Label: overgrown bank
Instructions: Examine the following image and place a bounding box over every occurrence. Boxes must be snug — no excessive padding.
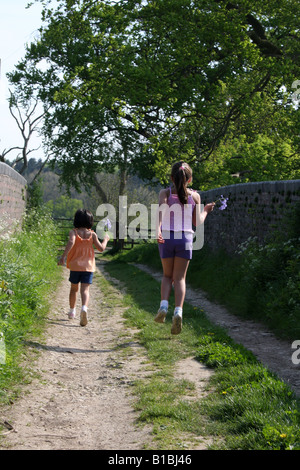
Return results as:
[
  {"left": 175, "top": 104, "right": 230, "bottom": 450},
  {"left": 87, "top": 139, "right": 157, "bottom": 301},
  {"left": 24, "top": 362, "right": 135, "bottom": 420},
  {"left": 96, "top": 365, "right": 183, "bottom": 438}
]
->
[{"left": 0, "top": 210, "right": 61, "bottom": 406}]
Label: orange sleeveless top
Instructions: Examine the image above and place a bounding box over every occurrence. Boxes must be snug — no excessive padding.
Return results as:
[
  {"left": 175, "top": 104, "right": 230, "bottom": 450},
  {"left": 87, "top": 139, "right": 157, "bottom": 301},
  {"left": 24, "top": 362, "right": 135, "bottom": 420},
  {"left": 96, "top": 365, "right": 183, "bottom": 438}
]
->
[{"left": 67, "top": 229, "right": 96, "bottom": 272}]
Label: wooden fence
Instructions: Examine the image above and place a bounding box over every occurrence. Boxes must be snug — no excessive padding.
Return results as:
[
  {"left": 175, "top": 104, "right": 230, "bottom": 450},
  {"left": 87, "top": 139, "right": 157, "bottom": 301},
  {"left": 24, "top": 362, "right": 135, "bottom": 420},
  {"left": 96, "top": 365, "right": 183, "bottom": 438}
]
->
[{"left": 53, "top": 218, "right": 152, "bottom": 252}]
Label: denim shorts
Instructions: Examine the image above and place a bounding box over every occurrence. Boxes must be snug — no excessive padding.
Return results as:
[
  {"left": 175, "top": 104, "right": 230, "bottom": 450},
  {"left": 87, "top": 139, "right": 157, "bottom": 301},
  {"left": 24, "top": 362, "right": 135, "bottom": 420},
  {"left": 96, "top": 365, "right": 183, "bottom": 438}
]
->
[
  {"left": 69, "top": 271, "right": 94, "bottom": 284},
  {"left": 158, "top": 231, "right": 193, "bottom": 260}
]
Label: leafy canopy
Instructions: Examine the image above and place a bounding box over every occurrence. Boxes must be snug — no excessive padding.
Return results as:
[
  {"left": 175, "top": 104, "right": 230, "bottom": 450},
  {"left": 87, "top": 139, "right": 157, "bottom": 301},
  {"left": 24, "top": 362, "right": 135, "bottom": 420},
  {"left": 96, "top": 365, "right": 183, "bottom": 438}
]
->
[{"left": 9, "top": 0, "right": 300, "bottom": 188}]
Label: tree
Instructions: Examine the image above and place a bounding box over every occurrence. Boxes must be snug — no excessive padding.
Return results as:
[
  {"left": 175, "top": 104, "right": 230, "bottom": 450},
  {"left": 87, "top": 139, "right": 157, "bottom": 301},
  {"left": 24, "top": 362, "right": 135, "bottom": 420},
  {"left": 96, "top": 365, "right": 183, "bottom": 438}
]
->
[
  {"left": 195, "top": 87, "right": 300, "bottom": 189},
  {"left": 45, "top": 194, "right": 83, "bottom": 218},
  {"left": 0, "top": 91, "right": 47, "bottom": 177},
  {"left": 8, "top": 0, "right": 300, "bottom": 188}
]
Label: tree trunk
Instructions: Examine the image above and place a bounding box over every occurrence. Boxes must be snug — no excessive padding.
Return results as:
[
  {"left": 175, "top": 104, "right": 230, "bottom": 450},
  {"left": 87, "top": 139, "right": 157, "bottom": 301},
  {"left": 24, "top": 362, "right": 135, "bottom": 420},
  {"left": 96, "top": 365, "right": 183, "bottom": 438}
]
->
[{"left": 93, "top": 175, "right": 109, "bottom": 204}]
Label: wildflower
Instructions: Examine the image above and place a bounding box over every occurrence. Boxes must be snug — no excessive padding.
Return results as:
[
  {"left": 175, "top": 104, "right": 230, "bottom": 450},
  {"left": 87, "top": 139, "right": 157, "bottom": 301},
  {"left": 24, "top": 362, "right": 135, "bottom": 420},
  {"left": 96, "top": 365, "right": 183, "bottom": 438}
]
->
[
  {"left": 103, "top": 218, "right": 112, "bottom": 231},
  {"left": 0, "top": 280, "right": 13, "bottom": 295},
  {"left": 280, "top": 434, "right": 287, "bottom": 439},
  {"left": 214, "top": 195, "right": 229, "bottom": 210}
]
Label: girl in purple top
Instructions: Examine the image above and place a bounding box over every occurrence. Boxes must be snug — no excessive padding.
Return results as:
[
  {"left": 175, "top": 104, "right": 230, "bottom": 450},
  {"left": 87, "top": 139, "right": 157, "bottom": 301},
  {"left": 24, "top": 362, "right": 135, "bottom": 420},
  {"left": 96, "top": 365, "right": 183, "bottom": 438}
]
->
[{"left": 155, "top": 161, "right": 215, "bottom": 334}]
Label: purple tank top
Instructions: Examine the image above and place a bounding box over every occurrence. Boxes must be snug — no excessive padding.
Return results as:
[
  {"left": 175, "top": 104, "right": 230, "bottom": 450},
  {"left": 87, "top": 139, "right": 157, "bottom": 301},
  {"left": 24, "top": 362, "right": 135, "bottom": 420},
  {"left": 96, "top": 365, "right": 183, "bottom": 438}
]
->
[{"left": 161, "top": 188, "right": 196, "bottom": 233}]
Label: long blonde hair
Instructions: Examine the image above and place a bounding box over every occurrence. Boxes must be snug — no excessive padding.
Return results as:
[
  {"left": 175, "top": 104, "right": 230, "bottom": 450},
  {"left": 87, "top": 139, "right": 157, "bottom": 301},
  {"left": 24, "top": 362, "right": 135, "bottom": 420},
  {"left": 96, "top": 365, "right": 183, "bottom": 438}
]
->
[{"left": 171, "top": 161, "right": 192, "bottom": 205}]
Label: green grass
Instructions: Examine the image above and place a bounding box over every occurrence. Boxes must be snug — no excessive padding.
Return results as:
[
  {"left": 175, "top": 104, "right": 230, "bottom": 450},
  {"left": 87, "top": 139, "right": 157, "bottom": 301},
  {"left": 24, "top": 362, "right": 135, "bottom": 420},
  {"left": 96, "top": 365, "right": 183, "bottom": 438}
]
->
[
  {"left": 1, "top": 216, "right": 299, "bottom": 449},
  {"left": 103, "top": 257, "right": 300, "bottom": 450},
  {"left": 109, "top": 233, "right": 300, "bottom": 341},
  {"left": 0, "top": 209, "right": 62, "bottom": 408}
]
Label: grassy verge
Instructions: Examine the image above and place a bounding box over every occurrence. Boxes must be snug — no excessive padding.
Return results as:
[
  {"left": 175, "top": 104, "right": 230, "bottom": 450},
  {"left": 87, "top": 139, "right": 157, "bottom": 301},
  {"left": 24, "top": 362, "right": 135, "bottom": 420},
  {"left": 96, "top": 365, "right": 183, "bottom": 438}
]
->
[
  {"left": 0, "top": 209, "right": 62, "bottom": 408},
  {"left": 107, "top": 225, "right": 300, "bottom": 342},
  {"left": 103, "top": 258, "right": 300, "bottom": 450}
]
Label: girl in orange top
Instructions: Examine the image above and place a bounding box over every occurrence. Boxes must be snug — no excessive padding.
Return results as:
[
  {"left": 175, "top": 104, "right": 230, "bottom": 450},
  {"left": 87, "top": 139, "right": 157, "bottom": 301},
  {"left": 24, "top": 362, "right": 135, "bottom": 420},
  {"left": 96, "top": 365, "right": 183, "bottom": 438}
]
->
[{"left": 58, "top": 209, "right": 110, "bottom": 326}]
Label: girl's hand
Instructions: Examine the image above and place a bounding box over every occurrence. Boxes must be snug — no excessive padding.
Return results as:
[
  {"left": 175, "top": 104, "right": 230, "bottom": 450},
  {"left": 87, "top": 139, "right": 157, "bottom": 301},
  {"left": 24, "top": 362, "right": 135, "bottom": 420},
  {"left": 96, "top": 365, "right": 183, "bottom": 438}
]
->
[
  {"left": 157, "top": 230, "right": 165, "bottom": 244},
  {"left": 204, "top": 202, "right": 215, "bottom": 213},
  {"left": 58, "top": 256, "right": 65, "bottom": 266}
]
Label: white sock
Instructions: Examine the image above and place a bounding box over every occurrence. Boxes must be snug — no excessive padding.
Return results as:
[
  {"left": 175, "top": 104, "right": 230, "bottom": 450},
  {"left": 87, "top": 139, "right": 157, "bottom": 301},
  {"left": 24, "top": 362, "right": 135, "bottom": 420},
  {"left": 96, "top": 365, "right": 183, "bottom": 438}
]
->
[
  {"left": 69, "top": 307, "right": 76, "bottom": 314},
  {"left": 81, "top": 305, "right": 88, "bottom": 312},
  {"left": 160, "top": 300, "right": 168, "bottom": 310},
  {"left": 174, "top": 307, "right": 182, "bottom": 317}
]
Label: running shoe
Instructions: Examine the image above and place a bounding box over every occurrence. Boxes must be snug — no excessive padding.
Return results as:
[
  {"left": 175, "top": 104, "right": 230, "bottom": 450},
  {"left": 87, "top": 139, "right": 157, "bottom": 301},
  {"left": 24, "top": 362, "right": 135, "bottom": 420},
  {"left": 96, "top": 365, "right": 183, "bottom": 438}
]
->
[
  {"left": 154, "top": 307, "right": 168, "bottom": 323},
  {"left": 80, "top": 310, "right": 88, "bottom": 326},
  {"left": 171, "top": 314, "right": 182, "bottom": 335}
]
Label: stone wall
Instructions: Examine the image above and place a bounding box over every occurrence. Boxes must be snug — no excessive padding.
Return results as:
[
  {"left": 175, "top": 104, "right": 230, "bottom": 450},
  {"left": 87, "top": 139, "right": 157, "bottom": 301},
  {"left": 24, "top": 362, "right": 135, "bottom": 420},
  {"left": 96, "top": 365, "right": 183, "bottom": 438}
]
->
[
  {"left": 200, "top": 180, "right": 300, "bottom": 253},
  {"left": 0, "top": 162, "right": 27, "bottom": 238}
]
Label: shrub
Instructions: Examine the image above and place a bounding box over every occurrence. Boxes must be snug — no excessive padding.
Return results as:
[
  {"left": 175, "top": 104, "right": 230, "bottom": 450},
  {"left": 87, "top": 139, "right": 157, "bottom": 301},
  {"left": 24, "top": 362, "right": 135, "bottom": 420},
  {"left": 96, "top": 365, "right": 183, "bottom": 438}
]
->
[{"left": 237, "top": 235, "right": 300, "bottom": 338}]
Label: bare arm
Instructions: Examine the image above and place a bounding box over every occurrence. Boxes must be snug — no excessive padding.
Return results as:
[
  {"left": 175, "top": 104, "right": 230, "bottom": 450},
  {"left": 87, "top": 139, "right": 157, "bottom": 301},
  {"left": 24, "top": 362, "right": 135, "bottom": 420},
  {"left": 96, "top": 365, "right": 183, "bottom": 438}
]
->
[
  {"left": 92, "top": 232, "right": 110, "bottom": 252},
  {"left": 192, "top": 192, "right": 215, "bottom": 226},
  {"left": 157, "top": 189, "right": 168, "bottom": 244},
  {"left": 58, "top": 230, "right": 76, "bottom": 265}
]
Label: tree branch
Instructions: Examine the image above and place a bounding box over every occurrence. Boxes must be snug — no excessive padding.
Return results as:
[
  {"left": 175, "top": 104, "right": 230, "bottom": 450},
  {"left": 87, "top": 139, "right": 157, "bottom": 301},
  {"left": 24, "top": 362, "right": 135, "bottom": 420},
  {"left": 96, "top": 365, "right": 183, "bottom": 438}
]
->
[
  {"left": 29, "top": 154, "right": 50, "bottom": 185},
  {"left": 218, "top": 1, "right": 284, "bottom": 58},
  {"left": 0, "top": 146, "right": 23, "bottom": 162},
  {"left": 7, "top": 91, "right": 45, "bottom": 174}
]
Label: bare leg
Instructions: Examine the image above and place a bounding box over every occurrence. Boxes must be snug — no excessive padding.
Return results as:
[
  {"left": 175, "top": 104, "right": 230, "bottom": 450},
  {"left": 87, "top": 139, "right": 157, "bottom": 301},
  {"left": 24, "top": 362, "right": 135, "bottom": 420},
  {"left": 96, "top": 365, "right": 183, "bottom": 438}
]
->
[
  {"left": 69, "top": 283, "right": 79, "bottom": 309},
  {"left": 171, "top": 257, "right": 190, "bottom": 335},
  {"left": 172, "top": 257, "right": 190, "bottom": 308},
  {"left": 154, "top": 257, "right": 174, "bottom": 323},
  {"left": 160, "top": 257, "right": 174, "bottom": 301},
  {"left": 80, "top": 283, "right": 90, "bottom": 308},
  {"left": 80, "top": 283, "right": 90, "bottom": 326}
]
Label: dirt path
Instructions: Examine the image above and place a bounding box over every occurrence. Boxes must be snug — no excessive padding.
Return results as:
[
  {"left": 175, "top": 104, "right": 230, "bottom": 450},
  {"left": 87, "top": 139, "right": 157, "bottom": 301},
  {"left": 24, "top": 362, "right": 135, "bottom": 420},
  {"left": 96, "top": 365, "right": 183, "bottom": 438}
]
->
[
  {"left": 0, "top": 263, "right": 154, "bottom": 450},
  {"left": 1, "top": 258, "right": 299, "bottom": 451},
  {"left": 0, "top": 261, "right": 213, "bottom": 451},
  {"left": 134, "top": 263, "right": 300, "bottom": 397}
]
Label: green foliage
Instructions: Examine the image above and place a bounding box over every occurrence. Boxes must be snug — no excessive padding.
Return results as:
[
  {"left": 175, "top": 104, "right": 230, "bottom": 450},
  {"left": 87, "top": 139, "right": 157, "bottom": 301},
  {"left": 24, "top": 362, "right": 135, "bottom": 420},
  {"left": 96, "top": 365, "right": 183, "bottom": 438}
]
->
[
  {"left": 262, "top": 424, "right": 300, "bottom": 451},
  {"left": 196, "top": 133, "right": 300, "bottom": 190},
  {"left": 46, "top": 194, "right": 83, "bottom": 218},
  {"left": 8, "top": 0, "right": 300, "bottom": 188},
  {"left": 27, "top": 178, "right": 44, "bottom": 210},
  {"left": 104, "top": 259, "right": 300, "bottom": 450},
  {"left": 187, "top": 238, "right": 300, "bottom": 340},
  {"left": 196, "top": 334, "right": 256, "bottom": 368},
  {"left": 204, "top": 363, "right": 300, "bottom": 450},
  {"left": 237, "top": 235, "right": 300, "bottom": 337},
  {"left": 0, "top": 209, "right": 61, "bottom": 404}
]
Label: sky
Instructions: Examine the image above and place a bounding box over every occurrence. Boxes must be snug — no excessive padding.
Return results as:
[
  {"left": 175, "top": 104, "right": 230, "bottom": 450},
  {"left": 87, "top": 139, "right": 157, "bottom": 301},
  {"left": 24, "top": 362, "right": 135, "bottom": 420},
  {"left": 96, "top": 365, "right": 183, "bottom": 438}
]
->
[{"left": 0, "top": 0, "right": 45, "bottom": 161}]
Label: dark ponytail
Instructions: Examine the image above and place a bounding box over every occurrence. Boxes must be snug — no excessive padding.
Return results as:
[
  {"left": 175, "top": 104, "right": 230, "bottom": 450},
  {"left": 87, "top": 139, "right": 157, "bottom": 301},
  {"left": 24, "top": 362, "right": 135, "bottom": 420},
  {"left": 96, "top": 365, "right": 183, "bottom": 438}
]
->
[{"left": 171, "top": 162, "right": 192, "bottom": 205}]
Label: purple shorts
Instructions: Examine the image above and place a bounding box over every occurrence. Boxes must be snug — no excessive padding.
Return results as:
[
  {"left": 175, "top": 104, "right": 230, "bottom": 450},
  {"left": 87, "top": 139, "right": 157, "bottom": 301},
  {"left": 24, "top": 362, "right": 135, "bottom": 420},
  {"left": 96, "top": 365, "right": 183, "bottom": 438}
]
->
[{"left": 158, "top": 231, "right": 193, "bottom": 260}]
